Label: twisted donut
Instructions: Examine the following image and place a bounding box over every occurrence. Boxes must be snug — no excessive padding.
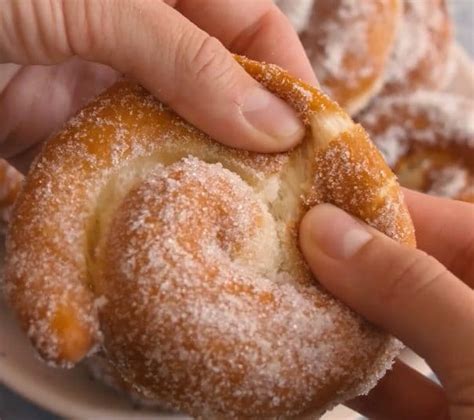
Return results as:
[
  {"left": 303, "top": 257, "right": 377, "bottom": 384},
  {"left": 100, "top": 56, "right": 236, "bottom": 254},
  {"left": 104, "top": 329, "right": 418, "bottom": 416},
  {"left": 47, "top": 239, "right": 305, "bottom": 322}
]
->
[
  {"left": 382, "top": 0, "right": 454, "bottom": 94},
  {"left": 298, "top": 0, "right": 401, "bottom": 115},
  {"left": 359, "top": 92, "right": 474, "bottom": 202},
  {"left": 4, "top": 57, "right": 415, "bottom": 418}
]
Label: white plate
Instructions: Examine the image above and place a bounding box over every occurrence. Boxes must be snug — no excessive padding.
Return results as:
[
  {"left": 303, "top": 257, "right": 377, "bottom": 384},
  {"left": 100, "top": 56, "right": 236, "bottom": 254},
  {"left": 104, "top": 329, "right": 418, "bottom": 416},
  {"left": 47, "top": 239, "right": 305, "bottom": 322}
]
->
[
  {"left": 0, "top": 293, "right": 431, "bottom": 420},
  {"left": 0, "top": 298, "right": 185, "bottom": 420},
  {"left": 0, "top": 44, "right": 472, "bottom": 420}
]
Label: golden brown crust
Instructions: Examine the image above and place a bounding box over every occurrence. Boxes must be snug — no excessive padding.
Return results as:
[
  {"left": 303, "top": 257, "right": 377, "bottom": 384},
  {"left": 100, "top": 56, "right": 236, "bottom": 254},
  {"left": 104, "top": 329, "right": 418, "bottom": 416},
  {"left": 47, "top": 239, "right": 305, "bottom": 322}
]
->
[
  {"left": 5, "top": 57, "right": 414, "bottom": 417},
  {"left": 309, "top": 125, "right": 415, "bottom": 244},
  {"left": 300, "top": 0, "right": 401, "bottom": 114}
]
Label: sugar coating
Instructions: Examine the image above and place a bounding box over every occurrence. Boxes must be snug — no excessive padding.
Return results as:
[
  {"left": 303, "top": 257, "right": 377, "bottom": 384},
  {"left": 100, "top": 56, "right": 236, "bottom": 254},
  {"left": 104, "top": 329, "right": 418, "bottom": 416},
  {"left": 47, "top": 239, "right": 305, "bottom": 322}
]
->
[
  {"left": 359, "top": 91, "right": 474, "bottom": 201},
  {"left": 384, "top": 0, "right": 453, "bottom": 91},
  {"left": 427, "top": 166, "right": 469, "bottom": 198},
  {"left": 94, "top": 156, "right": 402, "bottom": 418},
  {"left": 4, "top": 58, "right": 414, "bottom": 418},
  {"left": 85, "top": 354, "right": 171, "bottom": 410},
  {"left": 299, "top": 0, "right": 400, "bottom": 114},
  {"left": 305, "top": 1, "right": 376, "bottom": 86}
]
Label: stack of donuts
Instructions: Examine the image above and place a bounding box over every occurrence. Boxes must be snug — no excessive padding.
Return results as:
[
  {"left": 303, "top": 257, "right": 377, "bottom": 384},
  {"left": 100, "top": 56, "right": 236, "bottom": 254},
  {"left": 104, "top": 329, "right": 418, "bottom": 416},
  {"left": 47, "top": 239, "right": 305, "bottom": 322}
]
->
[{"left": 276, "top": 0, "right": 474, "bottom": 202}]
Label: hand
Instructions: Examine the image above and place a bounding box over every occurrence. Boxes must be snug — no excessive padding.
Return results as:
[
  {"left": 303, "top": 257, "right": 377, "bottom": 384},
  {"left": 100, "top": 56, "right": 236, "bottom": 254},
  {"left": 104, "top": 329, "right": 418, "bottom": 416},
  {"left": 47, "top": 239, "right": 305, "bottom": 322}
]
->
[
  {"left": 0, "top": 0, "right": 316, "bottom": 172},
  {"left": 299, "top": 189, "right": 474, "bottom": 419}
]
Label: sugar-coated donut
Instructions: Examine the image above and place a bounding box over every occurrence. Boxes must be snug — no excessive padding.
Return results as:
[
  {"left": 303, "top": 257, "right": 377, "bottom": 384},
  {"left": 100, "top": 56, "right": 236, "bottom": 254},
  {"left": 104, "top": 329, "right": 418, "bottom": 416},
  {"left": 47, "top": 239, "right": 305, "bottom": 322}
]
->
[
  {"left": 0, "top": 160, "right": 23, "bottom": 232},
  {"left": 382, "top": 0, "right": 454, "bottom": 94},
  {"left": 299, "top": 0, "right": 401, "bottom": 115},
  {"left": 5, "top": 57, "right": 415, "bottom": 418},
  {"left": 358, "top": 92, "right": 474, "bottom": 202},
  {"left": 86, "top": 354, "right": 167, "bottom": 409}
]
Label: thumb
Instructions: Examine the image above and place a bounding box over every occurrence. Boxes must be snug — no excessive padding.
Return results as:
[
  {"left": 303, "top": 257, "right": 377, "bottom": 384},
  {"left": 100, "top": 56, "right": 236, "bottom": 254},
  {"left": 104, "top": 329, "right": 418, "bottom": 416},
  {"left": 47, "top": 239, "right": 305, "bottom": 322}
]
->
[
  {"left": 299, "top": 204, "right": 474, "bottom": 386},
  {"left": 1, "top": 0, "right": 304, "bottom": 153}
]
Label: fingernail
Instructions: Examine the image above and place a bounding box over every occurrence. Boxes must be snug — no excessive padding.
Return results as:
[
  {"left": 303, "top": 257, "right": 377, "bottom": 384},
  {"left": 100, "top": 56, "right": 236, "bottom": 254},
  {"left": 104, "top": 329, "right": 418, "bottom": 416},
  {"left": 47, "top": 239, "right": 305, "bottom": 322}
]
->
[
  {"left": 304, "top": 204, "right": 373, "bottom": 259},
  {"left": 241, "top": 87, "right": 305, "bottom": 147}
]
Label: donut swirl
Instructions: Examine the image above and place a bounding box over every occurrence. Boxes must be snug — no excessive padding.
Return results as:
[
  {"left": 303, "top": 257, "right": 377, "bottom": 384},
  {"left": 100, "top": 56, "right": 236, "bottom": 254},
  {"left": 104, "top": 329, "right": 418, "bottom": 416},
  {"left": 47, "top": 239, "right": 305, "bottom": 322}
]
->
[
  {"left": 5, "top": 57, "right": 415, "bottom": 417},
  {"left": 299, "top": 0, "right": 401, "bottom": 115}
]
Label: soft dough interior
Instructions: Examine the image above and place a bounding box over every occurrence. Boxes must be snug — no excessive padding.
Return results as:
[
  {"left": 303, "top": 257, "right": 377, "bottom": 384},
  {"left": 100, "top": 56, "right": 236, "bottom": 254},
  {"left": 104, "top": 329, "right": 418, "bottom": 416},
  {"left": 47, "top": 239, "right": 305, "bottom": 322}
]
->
[{"left": 86, "top": 112, "right": 352, "bottom": 288}]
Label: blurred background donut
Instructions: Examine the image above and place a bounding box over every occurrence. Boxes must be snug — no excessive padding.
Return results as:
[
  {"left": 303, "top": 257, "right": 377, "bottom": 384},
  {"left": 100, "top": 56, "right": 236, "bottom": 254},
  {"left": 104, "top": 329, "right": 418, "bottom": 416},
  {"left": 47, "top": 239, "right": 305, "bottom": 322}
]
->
[
  {"left": 0, "top": 160, "right": 22, "bottom": 233},
  {"left": 358, "top": 92, "right": 474, "bottom": 202},
  {"left": 299, "top": 0, "right": 401, "bottom": 115},
  {"left": 382, "top": 0, "right": 454, "bottom": 94}
]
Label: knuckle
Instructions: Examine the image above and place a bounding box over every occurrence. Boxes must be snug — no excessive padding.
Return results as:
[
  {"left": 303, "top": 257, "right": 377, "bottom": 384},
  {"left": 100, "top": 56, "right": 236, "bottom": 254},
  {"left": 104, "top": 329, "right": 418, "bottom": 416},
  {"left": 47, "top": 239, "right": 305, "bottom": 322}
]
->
[
  {"left": 74, "top": 0, "right": 98, "bottom": 55},
  {"left": 380, "top": 251, "right": 448, "bottom": 306},
  {"left": 451, "top": 230, "right": 474, "bottom": 282},
  {"left": 229, "top": 8, "right": 274, "bottom": 54},
  {"left": 3, "top": 0, "right": 66, "bottom": 62},
  {"left": 62, "top": 0, "right": 107, "bottom": 58},
  {"left": 446, "top": 370, "right": 474, "bottom": 418},
  {"left": 185, "top": 35, "right": 236, "bottom": 87}
]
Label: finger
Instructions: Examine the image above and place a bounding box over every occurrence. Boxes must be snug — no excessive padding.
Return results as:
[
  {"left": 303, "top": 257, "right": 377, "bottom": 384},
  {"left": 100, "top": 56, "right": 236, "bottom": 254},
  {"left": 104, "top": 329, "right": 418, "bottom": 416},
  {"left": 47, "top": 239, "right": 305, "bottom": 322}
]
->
[
  {"left": 404, "top": 189, "right": 474, "bottom": 287},
  {"left": 1, "top": 0, "right": 304, "bottom": 154},
  {"left": 7, "top": 142, "right": 43, "bottom": 174},
  {"left": 0, "top": 59, "right": 119, "bottom": 167},
  {"left": 0, "top": 63, "right": 20, "bottom": 92},
  {"left": 299, "top": 204, "right": 474, "bottom": 385},
  {"left": 172, "top": 0, "right": 317, "bottom": 84},
  {"left": 348, "top": 360, "right": 449, "bottom": 420}
]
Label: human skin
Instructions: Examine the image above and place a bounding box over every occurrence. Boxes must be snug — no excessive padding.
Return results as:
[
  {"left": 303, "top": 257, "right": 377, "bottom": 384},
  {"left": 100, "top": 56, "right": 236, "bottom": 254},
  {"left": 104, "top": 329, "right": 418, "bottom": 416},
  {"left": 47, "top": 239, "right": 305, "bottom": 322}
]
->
[
  {"left": 300, "top": 190, "right": 474, "bottom": 419},
  {"left": 0, "top": 0, "right": 316, "bottom": 172}
]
